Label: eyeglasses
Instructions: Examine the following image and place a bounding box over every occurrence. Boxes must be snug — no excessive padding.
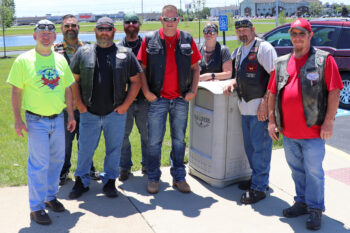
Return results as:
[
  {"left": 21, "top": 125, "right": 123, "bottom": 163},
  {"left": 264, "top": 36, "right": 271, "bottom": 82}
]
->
[
  {"left": 290, "top": 31, "right": 307, "bottom": 38},
  {"left": 64, "top": 24, "right": 77, "bottom": 29},
  {"left": 203, "top": 28, "right": 217, "bottom": 35},
  {"left": 124, "top": 21, "right": 139, "bottom": 25},
  {"left": 162, "top": 17, "right": 178, "bottom": 22},
  {"left": 235, "top": 19, "right": 253, "bottom": 29},
  {"left": 97, "top": 27, "right": 114, "bottom": 32},
  {"left": 35, "top": 24, "right": 55, "bottom": 32}
]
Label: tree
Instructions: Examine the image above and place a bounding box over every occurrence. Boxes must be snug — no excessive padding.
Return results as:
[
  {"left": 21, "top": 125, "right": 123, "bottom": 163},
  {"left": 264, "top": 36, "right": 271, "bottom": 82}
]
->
[
  {"left": 191, "top": 0, "right": 206, "bottom": 44},
  {"left": 278, "top": 10, "right": 286, "bottom": 25},
  {"left": 0, "top": 0, "right": 16, "bottom": 58},
  {"left": 341, "top": 6, "right": 349, "bottom": 17},
  {"left": 310, "top": 2, "right": 323, "bottom": 17},
  {"left": 200, "top": 7, "right": 210, "bottom": 19}
]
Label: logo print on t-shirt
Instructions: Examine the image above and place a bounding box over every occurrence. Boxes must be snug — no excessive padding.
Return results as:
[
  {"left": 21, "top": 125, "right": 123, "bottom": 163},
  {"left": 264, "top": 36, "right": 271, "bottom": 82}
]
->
[{"left": 38, "top": 68, "right": 60, "bottom": 90}]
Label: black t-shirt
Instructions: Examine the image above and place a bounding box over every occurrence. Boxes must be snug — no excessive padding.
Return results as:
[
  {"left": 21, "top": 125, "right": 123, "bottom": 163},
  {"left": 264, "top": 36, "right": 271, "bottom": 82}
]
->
[{"left": 88, "top": 44, "right": 116, "bottom": 115}]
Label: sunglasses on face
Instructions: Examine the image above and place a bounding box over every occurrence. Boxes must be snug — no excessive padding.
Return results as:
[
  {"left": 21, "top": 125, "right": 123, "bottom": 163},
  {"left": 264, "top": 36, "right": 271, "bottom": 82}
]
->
[
  {"left": 162, "top": 17, "right": 177, "bottom": 22},
  {"left": 124, "top": 21, "right": 138, "bottom": 25},
  {"left": 97, "top": 27, "right": 114, "bottom": 32},
  {"left": 203, "top": 28, "right": 217, "bottom": 35},
  {"left": 290, "top": 31, "right": 307, "bottom": 38},
  {"left": 64, "top": 24, "right": 77, "bottom": 29},
  {"left": 235, "top": 19, "right": 252, "bottom": 29},
  {"left": 36, "top": 24, "right": 55, "bottom": 32}
]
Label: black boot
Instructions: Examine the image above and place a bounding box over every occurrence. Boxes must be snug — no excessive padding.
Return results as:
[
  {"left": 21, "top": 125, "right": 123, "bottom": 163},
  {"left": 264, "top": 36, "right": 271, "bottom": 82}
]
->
[
  {"left": 69, "top": 176, "right": 89, "bottom": 199},
  {"left": 103, "top": 179, "right": 118, "bottom": 198}
]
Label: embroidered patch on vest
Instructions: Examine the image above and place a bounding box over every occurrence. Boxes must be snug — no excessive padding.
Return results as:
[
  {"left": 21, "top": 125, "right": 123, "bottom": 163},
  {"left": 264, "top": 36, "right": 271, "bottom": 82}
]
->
[
  {"left": 248, "top": 53, "right": 256, "bottom": 60},
  {"left": 316, "top": 56, "right": 324, "bottom": 66},
  {"left": 116, "top": 53, "right": 127, "bottom": 59}
]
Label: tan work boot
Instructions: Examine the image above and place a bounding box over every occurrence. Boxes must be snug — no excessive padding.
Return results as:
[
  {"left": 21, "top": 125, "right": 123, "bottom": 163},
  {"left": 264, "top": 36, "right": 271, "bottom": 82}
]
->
[
  {"left": 173, "top": 180, "right": 191, "bottom": 193},
  {"left": 147, "top": 181, "right": 159, "bottom": 194}
]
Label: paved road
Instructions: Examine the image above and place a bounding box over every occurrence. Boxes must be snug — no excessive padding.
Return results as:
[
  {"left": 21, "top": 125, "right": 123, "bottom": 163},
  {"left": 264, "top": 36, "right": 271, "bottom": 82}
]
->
[{"left": 327, "top": 112, "right": 350, "bottom": 154}]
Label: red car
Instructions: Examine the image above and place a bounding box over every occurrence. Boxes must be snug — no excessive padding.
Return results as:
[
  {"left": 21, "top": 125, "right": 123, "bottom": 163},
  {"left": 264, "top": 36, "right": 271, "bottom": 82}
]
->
[{"left": 263, "top": 18, "right": 350, "bottom": 110}]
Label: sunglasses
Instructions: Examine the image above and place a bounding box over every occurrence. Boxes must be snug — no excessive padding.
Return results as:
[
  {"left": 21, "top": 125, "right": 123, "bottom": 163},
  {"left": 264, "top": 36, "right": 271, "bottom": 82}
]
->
[
  {"left": 124, "top": 21, "right": 139, "bottom": 25},
  {"left": 35, "top": 24, "right": 55, "bottom": 32},
  {"left": 97, "top": 27, "right": 114, "bottom": 32},
  {"left": 290, "top": 31, "right": 307, "bottom": 38},
  {"left": 64, "top": 24, "right": 77, "bottom": 29},
  {"left": 235, "top": 19, "right": 253, "bottom": 29},
  {"left": 203, "top": 28, "right": 217, "bottom": 35},
  {"left": 162, "top": 17, "right": 178, "bottom": 22}
]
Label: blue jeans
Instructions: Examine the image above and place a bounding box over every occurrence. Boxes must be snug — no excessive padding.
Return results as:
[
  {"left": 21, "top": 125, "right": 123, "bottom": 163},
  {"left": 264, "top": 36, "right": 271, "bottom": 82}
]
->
[
  {"left": 120, "top": 99, "right": 149, "bottom": 171},
  {"left": 241, "top": 115, "right": 272, "bottom": 192},
  {"left": 61, "top": 109, "right": 95, "bottom": 175},
  {"left": 74, "top": 111, "right": 126, "bottom": 186},
  {"left": 25, "top": 112, "right": 65, "bottom": 212},
  {"left": 147, "top": 97, "right": 188, "bottom": 182},
  {"left": 283, "top": 136, "right": 325, "bottom": 211}
]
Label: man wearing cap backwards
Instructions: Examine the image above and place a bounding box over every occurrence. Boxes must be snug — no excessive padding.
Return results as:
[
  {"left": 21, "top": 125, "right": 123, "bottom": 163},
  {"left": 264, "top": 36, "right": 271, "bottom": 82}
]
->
[
  {"left": 223, "top": 18, "right": 277, "bottom": 204},
  {"left": 68, "top": 17, "right": 142, "bottom": 199},
  {"left": 7, "top": 19, "right": 76, "bottom": 225},
  {"left": 267, "top": 18, "right": 343, "bottom": 230},
  {"left": 138, "top": 5, "right": 201, "bottom": 194},
  {"left": 54, "top": 14, "right": 100, "bottom": 186},
  {"left": 117, "top": 13, "right": 148, "bottom": 181}
]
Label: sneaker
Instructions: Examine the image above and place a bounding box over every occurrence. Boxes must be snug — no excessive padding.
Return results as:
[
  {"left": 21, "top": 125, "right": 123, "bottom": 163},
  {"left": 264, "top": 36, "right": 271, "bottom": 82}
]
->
[
  {"left": 45, "top": 198, "right": 65, "bottom": 212},
  {"left": 306, "top": 208, "right": 322, "bottom": 230},
  {"left": 30, "top": 209, "right": 51, "bottom": 225},
  {"left": 59, "top": 171, "right": 69, "bottom": 186},
  {"left": 89, "top": 170, "right": 100, "bottom": 180},
  {"left": 173, "top": 180, "right": 191, "bottom": 193},
  {"left": 118, "top": 169, "right": 131, "bottom": 181},
  {"left": 103, "top": 179, "right": 118, "bottom": 198},
  {"left": 69, "top": 176, "right": 89, "bottom": 199},
  {"left": 141, "top": 166, "right": 147, "bottom": 174},
  {"left": 147, "top": 181, "right": 159, "bottom": 194},
  {"left": 240, "top": 189, "right": 266, "bottom": 204},
  {"left": 283, "top": 202, "right": 308, "bottom": 218}
]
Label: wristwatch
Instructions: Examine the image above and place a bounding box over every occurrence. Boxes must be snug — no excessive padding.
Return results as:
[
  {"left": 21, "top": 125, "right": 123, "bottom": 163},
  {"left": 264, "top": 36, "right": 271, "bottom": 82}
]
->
[{"left": 211, "top": 73, "right": 215, "bottom": 80}]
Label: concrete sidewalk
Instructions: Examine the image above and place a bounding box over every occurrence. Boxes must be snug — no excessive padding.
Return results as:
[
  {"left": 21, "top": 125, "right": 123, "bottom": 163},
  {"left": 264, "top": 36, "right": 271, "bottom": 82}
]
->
[{"left": 1, "top": 147, "right": 350, "bottom": 233}]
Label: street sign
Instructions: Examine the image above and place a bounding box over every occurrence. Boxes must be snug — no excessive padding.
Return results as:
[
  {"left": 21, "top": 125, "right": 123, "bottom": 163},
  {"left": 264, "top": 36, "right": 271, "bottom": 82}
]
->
[{"left": 219, "top": 15, "right": 228, "bottom": 32}]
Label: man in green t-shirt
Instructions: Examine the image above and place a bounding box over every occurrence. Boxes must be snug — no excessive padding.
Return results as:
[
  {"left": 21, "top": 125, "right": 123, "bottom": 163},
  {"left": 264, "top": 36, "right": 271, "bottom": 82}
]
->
[{"left": 7, "top": 19, "right": 76, "bottom": 226}]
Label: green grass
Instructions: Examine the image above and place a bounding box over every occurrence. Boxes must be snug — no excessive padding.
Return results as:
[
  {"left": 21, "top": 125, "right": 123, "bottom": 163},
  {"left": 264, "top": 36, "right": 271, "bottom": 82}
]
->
[{"left": 0, "top": 23, "right": 283, "bottom": 187}]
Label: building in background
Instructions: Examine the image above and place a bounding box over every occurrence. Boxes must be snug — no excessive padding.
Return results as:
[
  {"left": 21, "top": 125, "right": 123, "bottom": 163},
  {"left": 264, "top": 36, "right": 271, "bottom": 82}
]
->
[{"left": 239, "top": 0, "right": 320, "bottom": 17}]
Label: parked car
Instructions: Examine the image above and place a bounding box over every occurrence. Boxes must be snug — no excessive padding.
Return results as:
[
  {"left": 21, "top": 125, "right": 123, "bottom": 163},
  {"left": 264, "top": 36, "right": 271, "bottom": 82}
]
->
[{"left": 263, "top": 18, "right": 350, "bottom": 110}]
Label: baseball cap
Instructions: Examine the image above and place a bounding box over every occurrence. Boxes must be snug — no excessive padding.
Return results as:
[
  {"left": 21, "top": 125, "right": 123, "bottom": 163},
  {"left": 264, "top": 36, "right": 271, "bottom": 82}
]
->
[
  {"left": 289, "top": 18, "right": 312, "bottom": 32},
  {"left": 123, "top": 13, "right": 140, "bottom": 22},
  {"left": 235, "top": 18, "right": 253, "bottom": 29},
  {"left": 34, "top": 19, "right": 55, "bottom": 32},
  {"left": 96, "top": 17, "right": 114, "bottom": 28}
]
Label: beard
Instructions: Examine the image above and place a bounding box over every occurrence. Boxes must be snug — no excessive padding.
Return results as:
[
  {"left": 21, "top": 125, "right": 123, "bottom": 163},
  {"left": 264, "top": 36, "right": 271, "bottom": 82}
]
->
[
  {"left": 64, "top": 30, "right": 78, "bottom": 40},
  {"left": 124, "top": 26, "right": 140, "bottom": 40},
  {"left": 238, "top": 35, "right": 248, "bottom": 44},
  {"left": 96, "top": 32, "right": 115, "bottom": 47}
]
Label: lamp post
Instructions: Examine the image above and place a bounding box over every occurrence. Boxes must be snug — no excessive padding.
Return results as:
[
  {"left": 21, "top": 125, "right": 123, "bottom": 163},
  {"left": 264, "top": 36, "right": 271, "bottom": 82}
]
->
[{"left": 276, "top": 0, "right": 279, "bottom": 27}]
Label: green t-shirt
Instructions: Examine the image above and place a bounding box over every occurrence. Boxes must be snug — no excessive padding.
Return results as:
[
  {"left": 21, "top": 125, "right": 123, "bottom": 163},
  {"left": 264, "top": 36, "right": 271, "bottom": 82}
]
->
[{"left": 7, "top": 49, "right": 75, "bottom": 116}]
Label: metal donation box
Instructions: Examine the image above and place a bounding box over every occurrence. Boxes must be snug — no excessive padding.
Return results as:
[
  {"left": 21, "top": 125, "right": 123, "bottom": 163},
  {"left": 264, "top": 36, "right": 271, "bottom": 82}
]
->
[{"left": 189, "top": 80, "right": 251, "bottom": 188}]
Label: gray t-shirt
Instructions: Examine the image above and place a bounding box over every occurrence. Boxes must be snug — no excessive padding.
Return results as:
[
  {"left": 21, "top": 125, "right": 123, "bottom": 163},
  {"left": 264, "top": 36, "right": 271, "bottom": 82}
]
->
[{"left": 234, "top": 37, "right": 277, "bottom": 115}]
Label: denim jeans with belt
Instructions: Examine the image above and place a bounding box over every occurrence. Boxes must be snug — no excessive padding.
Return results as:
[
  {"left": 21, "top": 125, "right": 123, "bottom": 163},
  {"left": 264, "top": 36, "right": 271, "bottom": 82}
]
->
[
  {"left": 120, "top": 99, "right": 149, "bottom": 171},
  {"left": 147, "top": 97, "right": 189, "bottom": 182},
  {"left": 241, "top": 115, "right": 272, "bottom": 192},
  {"left": 283, "top": 136, "right": 326, "bottom": 211},
  {"left": 74, "top": 111, "right": 126, "bottom": 187},
  {"left": 25, "top": 112, "right": 65, "bottom": 212}
]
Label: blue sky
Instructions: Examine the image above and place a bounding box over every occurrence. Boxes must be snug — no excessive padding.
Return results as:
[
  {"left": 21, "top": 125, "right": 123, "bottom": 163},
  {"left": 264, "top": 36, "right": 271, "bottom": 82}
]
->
[{"left": 14, "top": 0, "right": 349, "bottom": 17}]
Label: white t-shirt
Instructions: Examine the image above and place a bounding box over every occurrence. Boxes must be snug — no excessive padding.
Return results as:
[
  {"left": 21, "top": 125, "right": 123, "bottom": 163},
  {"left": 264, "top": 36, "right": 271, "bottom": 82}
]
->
[{"left": 235, "top": 37, "right": 277, "bottom": 116}]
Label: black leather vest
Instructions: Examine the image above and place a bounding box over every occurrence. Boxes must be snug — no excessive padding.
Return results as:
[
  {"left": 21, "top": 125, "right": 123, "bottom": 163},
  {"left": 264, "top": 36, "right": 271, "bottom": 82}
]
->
[
  {"left": 72, "top": 43, "right": 133, "bottom": 107},
  {"left": 199, "top": 42, "right": 223, "bottom": 74},
  {"left": 274, "top": 47, "right": 329, "bottom": 129},
  {"left": 235, "top": 39, "right": 269, "bottom": 102},
  {"left": 145, "top": 30, "right": 193, "bottom": 98}
]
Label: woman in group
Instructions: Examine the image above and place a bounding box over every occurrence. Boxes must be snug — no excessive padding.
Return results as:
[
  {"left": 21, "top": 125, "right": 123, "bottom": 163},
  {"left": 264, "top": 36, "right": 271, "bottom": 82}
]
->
[{"left": 199, "top": 22, "right": 232, "bottom": 82}]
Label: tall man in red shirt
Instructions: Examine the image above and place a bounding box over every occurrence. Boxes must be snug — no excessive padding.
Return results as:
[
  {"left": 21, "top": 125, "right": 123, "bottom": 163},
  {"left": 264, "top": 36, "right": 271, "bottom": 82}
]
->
[
  {"left": 137, "top": 5, "right": 201, "bottom": 194},
  {"left": 268, "top": 18, "right": 343, "bottom": 231}
]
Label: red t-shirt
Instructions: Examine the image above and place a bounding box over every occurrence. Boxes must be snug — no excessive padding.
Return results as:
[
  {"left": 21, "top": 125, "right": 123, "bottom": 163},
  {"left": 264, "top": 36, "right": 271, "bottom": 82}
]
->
[
  {"left": 268, "top": 53, "right": 343, "bottom": 139},
  {"left": 137, "top": 28, "right": 202, "bottom": 99}
]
